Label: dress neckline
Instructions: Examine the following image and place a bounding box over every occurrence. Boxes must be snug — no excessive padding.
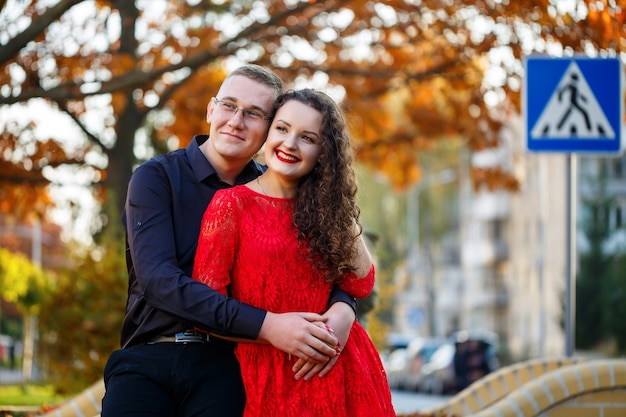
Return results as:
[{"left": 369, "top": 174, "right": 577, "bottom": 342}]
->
[{"left": 243, "top": 184, "right": 294, "bottom": 204}]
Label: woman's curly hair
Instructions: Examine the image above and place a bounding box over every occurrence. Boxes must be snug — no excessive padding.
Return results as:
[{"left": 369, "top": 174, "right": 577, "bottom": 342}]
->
[{"left": 274, "top": 89, "right": 363, "bottom": 285}]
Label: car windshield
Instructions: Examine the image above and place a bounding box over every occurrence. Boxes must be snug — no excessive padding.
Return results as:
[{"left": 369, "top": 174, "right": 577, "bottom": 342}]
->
[{"left": 430, "top": 344, "right": 455, "bottom": 367}]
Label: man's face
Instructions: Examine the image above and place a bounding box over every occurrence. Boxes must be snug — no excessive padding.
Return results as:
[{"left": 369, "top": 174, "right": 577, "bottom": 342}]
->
[{"left": 206, "top": 75, "right": 276, "bottom": 164}]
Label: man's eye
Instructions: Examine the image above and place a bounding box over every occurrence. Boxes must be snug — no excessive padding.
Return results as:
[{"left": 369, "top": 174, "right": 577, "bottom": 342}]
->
[
  {"left": 223, "top": 102, "right": 237, "bottom": 111},
  {"left": 245, "top": 110, "right": 262, "bottom": 119}
]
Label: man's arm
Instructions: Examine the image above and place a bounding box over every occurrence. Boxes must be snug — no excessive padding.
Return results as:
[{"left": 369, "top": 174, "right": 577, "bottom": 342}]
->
[
  {"left": 125, "top": 162, "right": 337, "bottom": 361},
  {"left": 205, "top": 312, "right": 339, "bottom": 364},
  {"left": 125, "top": 162, "right": 264, "bottom": 338},
  {"left": 327, "top": 287, "right": 357, "bottom": 314}
]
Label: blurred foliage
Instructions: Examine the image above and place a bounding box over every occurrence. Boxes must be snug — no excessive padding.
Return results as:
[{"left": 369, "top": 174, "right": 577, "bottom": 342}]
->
[
  {"left": 357, "top": 138, "right": 462, "bottom": 347},
  {"left": 576, "top": 172, "right": 626, "bottom": 354},
  {"left": 36, "top": 197, "right": 127, "bottom": 394},
  {"left": 607, "top": 253, "right": 626, "bottom": 352},
  {"left": 0, "top": 248, "right": 54, "bottom": 315},
  {"left": 2, "top": 0, "right": 624, "bottom": 223},
  {"left": 356, "top": 165, "right": 407, "bottom": 348}
]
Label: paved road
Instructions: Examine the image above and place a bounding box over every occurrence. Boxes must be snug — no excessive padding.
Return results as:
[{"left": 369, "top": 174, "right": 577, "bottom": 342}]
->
[
  {"left": 2, "top": 368, "right": 449, "bottom": 416},
  {"left": 391, "top": 389, "right": 450, "bottom": 415},
  {"left": 0, "top": 368, "right": 23, "bottom": 385}
]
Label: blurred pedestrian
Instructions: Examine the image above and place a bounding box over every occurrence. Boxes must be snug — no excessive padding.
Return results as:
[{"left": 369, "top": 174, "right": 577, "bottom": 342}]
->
[{"left": 8, "top": 339, "right": 16, "bottom": 369}]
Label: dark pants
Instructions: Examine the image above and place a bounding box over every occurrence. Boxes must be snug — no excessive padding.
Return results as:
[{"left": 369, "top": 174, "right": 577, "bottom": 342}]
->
[{"left": 102, "top": 342, "right": 245, "bottom": 417}]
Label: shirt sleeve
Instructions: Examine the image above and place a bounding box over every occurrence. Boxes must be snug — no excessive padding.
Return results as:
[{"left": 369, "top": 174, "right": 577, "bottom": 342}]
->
[
  {"left": 327, "top": 287, "right": 358, "bottom": 314},
  {"left": 125, "top": 163, "right": 265, "bottom": 339}
]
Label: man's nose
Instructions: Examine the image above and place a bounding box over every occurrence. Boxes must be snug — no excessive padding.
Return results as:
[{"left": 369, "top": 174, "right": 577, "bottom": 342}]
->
[{"left": 227, "top": 108, "right": 246, "bottom": 126}]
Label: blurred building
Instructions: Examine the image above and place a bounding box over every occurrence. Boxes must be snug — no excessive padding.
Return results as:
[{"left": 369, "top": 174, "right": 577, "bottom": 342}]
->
[
  {"left": 505, "top": 144, "right": 568, "bottom": 358},
  {"left": 450, "top": 116, "right": 569, "bottom": 360},
  {"left": 392, "top": 113, "right": 626, "bottom": 362}
]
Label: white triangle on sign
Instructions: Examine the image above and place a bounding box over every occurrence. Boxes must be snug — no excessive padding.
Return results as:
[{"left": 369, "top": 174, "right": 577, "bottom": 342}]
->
[{"left": 530, "top": 61, "right": 615, "bottom": 139}]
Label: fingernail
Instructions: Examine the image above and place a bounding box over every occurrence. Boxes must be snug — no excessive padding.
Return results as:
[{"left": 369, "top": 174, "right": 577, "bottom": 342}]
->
[{"left": 325, "top": 325, "right": 334, "bottom": 333}]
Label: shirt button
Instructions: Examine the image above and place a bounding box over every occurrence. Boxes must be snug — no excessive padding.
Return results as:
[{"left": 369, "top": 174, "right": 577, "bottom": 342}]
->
[{"left": 136, "top": 221, "right": 142, "bottom": 227}]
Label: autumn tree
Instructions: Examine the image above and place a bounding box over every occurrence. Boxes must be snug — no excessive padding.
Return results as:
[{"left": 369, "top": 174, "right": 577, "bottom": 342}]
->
[
  {"left": 2, "top": 0, "right": 624, "bottom": 233},
  {"left": 0, "top": 247, "right": 55, "bottom": 379},
  {"left": 24, "top": 193, "right": 127, "bottom": 392},
  {"left": 37, "top": 220, "right": 127, "bottom": 393},
  {"left": 0, "top": 248, "right": 52, "bottom": 316}
]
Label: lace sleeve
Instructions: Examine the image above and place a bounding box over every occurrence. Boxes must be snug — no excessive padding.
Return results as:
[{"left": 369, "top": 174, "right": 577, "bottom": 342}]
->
[
  {"left": 192, "top": 190, "right": 239, "bottom": 295},
  {"left": 340, "top": 264, "right": 375, "bottom": 299}
]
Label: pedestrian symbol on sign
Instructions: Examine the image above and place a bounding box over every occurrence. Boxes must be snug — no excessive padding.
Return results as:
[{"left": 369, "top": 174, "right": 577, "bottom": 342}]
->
[{"left": 531, "top": 61, "right": 615, "bottom": 139}]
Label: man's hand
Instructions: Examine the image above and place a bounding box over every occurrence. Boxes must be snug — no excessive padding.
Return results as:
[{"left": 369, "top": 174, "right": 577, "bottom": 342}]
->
[
  {"left": 258, "top": 312, "right": 338, "bottom": 363},
  {"left": 292, "top": 302, "right": 356, "bottom": 380}
]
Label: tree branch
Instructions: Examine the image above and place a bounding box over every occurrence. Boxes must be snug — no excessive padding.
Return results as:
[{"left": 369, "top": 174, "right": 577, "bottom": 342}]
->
[
  {"left": 0, "top": 0, "right": 344, "bottom": 106},
  {"left": 54, "top": 100, "right": 105, "bottom": 149},
  {"left": 0, "top": 0, "right": 84, "bottom": 65}
]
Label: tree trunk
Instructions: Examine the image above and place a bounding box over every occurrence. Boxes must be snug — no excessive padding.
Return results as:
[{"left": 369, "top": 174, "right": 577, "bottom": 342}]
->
[
  {"left": 106, "top": 103, "right": 140, "bottom": 219},
  {"left": 21, "top": 314, "right": 37, "bottom": 382},
  {"left": 104, "top": 0, "right": 142, "bottom": 218}
]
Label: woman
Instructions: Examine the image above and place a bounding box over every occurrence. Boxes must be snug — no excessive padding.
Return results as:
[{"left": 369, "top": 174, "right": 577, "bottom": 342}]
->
[{"left": 193, "top": 89, "right": 395, "bottom": 417}]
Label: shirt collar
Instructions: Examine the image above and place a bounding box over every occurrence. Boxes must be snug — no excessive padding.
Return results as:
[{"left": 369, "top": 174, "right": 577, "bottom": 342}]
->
[{"left": 187, "top": 135, "right": 265, "bottom": 185}]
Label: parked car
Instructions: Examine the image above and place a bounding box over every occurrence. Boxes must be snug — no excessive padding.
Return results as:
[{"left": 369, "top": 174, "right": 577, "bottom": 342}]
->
[
  {"left": 418, "top": 331, "right": 499, "bottom": 395},
  {"left": 381, "top": 332, "right": 418, "bottom": 390},
  {"left": 417, "top": 341, "right": 456, "bottom": 394},
  {"left": 384, "top": 347, "right": 409, "bottom": 390},
  {"left": 399, "top": 337, "right": 448, "bottom": 391}
]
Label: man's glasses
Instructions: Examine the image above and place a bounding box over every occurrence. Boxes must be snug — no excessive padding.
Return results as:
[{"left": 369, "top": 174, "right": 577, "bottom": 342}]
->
[{"left": 213, "top": 98, "right": 272, "bottom": 122}]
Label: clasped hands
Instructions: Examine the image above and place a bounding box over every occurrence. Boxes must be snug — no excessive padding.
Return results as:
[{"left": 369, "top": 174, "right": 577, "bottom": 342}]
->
[
  {"left": 291, "top": 320, "right": 342, "bottom": 381},
  {"left": 259, "top": 303, "right": 354, "bottom": 381}
]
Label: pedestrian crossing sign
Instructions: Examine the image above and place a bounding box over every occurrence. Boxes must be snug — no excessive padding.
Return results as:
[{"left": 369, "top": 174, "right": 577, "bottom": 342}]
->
[{"left": 523, "top": 56, "right": 624, "bottom": 154}]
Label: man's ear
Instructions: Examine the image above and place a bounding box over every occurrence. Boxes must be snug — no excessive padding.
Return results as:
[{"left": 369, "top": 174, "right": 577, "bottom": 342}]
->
[{"left": 206, "top": 98, "right": 216, "bottom": 123}]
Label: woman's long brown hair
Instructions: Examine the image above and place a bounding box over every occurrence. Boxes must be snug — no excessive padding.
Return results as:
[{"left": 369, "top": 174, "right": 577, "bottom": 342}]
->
[{"left": 274, "top": 89, "right": 363, "bottom": 285}]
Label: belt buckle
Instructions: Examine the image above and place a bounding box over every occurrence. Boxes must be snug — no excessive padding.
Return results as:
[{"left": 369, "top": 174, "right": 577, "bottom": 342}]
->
[{"left": 174, "top": 330, "right": 207, "bottom": 343}]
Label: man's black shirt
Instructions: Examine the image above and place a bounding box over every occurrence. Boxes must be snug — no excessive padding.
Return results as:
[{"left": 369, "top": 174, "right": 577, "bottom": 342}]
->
[{"left": 120, "top": 135, "right": 356, "bottom": 348}]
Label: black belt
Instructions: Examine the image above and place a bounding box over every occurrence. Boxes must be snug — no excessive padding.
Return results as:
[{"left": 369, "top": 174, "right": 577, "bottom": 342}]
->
[{"left": 148, "top": 329, "right": 210, "bottom": 344}]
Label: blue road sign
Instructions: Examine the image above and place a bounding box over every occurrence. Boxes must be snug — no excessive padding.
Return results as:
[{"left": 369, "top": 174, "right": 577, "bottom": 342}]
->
[{"left": 524, "top": 56, "right": 624, "bottom": 154}]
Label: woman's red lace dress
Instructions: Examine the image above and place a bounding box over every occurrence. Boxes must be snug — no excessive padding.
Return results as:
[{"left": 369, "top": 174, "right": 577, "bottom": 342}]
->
[{"left": 193, "top": 186, "right": 395, "bottom": 417}]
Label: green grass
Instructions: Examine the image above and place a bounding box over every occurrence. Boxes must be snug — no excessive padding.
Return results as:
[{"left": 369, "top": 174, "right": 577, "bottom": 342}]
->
[{"left": 0, "top": 384, "right": 65, "bottom": 406}]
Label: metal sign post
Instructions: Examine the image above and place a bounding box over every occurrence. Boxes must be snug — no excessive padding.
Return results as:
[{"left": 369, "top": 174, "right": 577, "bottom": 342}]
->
[
  {"left": 523, "top": 55, "right": 624, "bottom": 357},
  {"left": 564, "top": 154, "right": 577, "bottom": 356}
]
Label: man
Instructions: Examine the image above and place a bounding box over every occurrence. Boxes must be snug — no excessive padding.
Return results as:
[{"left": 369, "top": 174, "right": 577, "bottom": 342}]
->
[{"left": 101, "top": 65, "right": 356, "bottom": 417}]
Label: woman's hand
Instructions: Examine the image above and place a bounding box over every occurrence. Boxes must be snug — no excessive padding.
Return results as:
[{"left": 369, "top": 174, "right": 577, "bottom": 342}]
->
[
  {"left": 292, "top": 302, "right": 355, "bottom": 380},
  {"left": 258, "top": 312, "right": 339, "bottom": 362}
]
